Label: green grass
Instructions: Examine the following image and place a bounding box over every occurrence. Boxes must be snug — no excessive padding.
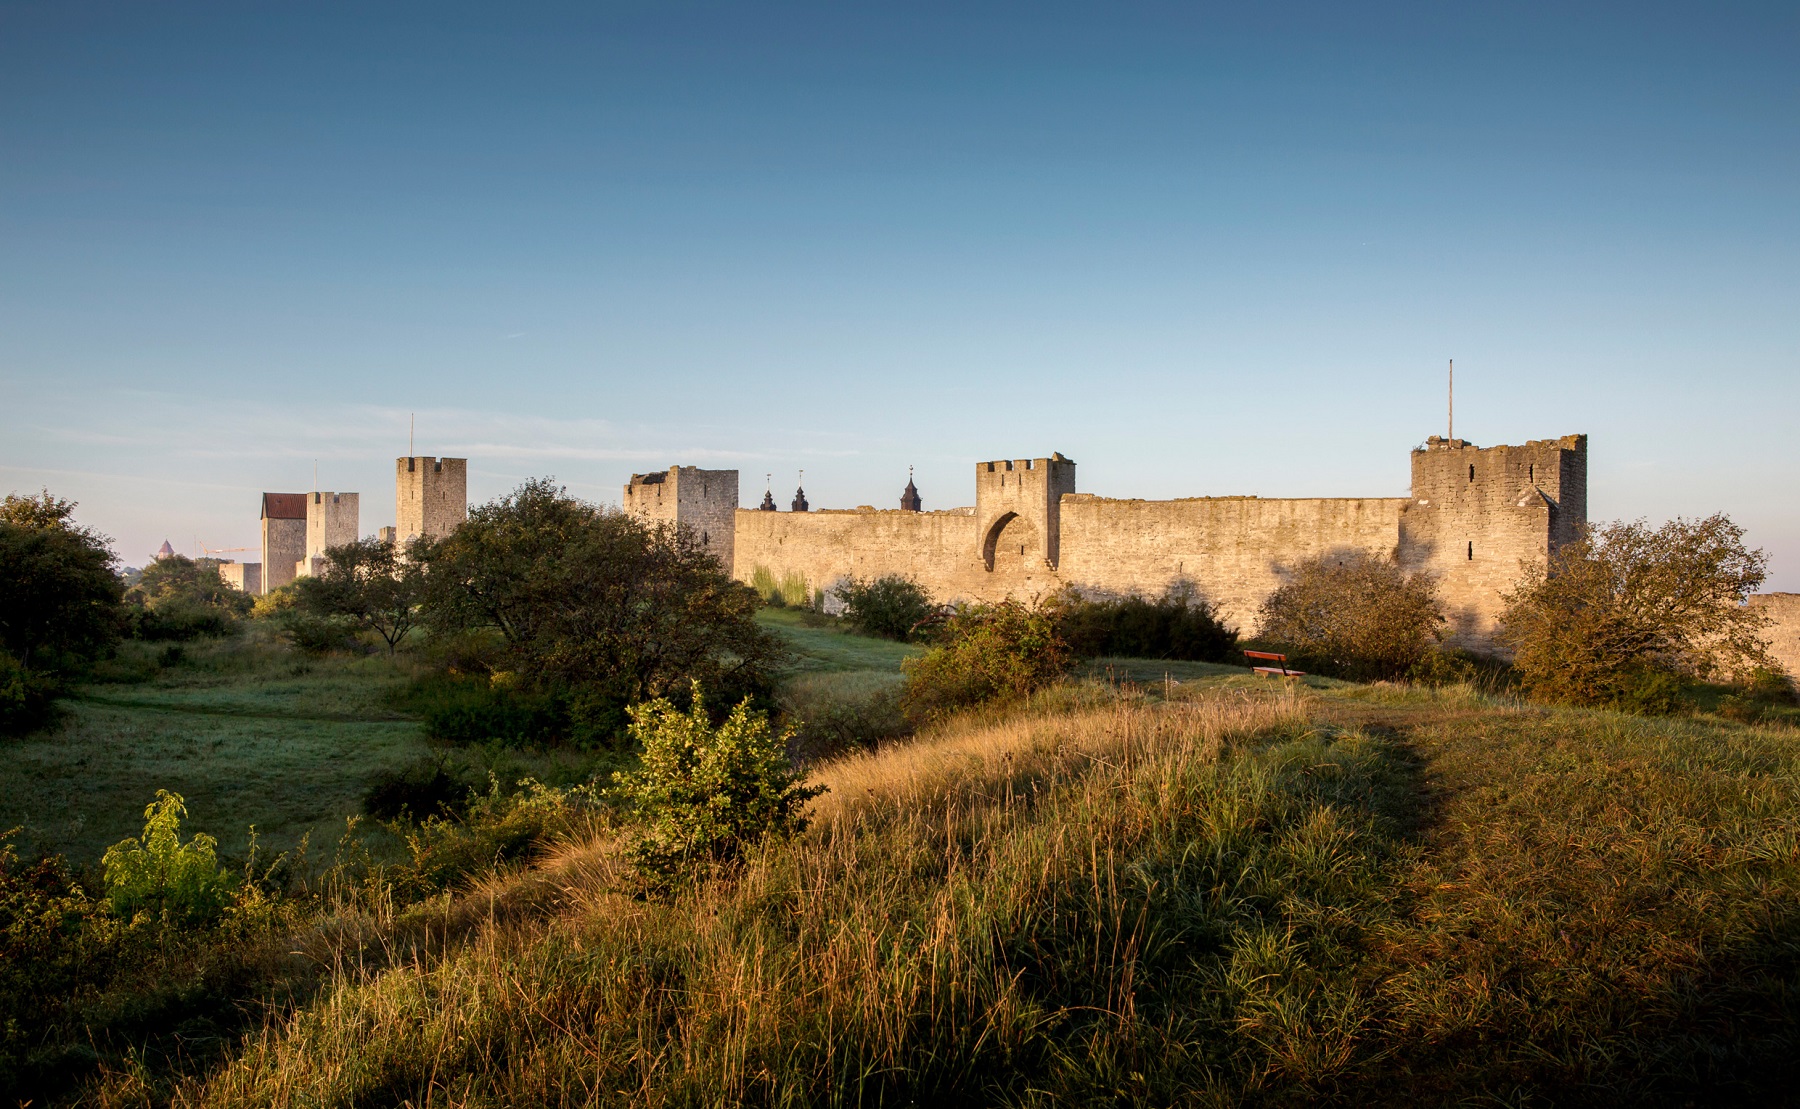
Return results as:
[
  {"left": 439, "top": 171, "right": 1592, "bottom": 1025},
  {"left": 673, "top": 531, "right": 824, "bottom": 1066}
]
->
[
  {"left": 2, "top": 634, "right": 433, "bottom": 865},
  {"left": 756, "top": 607, "right": 924, "bottom": 674}
]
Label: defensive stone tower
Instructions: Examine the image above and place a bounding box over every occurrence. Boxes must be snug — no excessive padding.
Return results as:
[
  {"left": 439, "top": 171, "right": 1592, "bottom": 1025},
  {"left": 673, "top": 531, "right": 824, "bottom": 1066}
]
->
[
  {"left": 1399, "top": 434, "right": 1587, "bottom": 641},
  {"left": 259, "top": 492, "right": 308, "bottom": 594},
  {"left": 396, "top": 457, "right": 467, "bottom": 547},
  {"left": 975, "top": 453, "right": 1076, "bottom": 574},
  {"left": 297, "top": 491, "right": 359, "bottom": 577},
  {"left": 623, "top": 466, "right": 739, "bottom": 570}
]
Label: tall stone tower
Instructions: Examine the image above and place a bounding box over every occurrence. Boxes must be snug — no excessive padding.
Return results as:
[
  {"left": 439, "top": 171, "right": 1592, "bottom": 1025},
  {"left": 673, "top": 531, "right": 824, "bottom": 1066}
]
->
[
  {"left": 296, "top": 492, "right": 360, "bottom": 577},
  {"left": 259, "top": 492, "right": 308, "bottom": 594},
  {"left": 623, "top": 466, "right": 739, "bottom": 571},
  {"left": 1399, "top": 434, "right": 1587, "bottom": 642},
  {"left": 974, "top": 453, "right": 1076, "bottom": 575},
  {"left": 396, "top": 457, "right": 467, "bottom": 548}
]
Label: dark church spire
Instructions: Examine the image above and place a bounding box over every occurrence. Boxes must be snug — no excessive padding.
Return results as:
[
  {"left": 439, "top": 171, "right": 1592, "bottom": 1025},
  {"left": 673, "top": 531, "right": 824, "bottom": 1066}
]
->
[
  {"left": 759, "top": 472, "right": 777, "bottom": 511},
  {"left": 900, "top": 465, "right": 922, "bottom": 512},
  {"left": 791, "top": 469, "right": 809, "bottom": 512}
]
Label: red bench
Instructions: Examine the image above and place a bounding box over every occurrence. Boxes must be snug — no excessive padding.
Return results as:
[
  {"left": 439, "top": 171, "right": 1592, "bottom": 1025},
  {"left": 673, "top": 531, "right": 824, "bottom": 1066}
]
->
[{"left": 1245, "top": 650, "right": 1305, "bottom": 678}]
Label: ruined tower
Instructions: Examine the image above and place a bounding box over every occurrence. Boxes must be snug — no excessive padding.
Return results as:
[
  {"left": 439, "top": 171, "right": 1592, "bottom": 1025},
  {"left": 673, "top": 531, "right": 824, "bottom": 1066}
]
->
[
  {"left": 396, "top": 457, "right": 467, "bottom": 548},
  {"left": 623, "top": 466, "right": 739, "bottom": 570},
  {"left": 259, "top": 492, "right": 308, "bottom": 593},
  {"left": 297, "top": 491, "right": 360, "bottom": 578},
  {"left": 974, "top": 453, "right": 1076, "bottom": 575},
  {"left": 1399, "top": 434, "right": 1587, "bottom": 642}
]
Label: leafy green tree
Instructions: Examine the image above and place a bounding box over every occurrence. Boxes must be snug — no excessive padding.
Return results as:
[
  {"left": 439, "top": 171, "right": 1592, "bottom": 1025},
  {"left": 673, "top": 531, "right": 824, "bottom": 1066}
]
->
[
  {"left": 125, "top": 554, "right": 253, "bottom": 640},
  {"left": 1256, "top": 552, "right": 1443, "bottom": 680},
  {"left": 611, "top": 684, "right": 824, "bottom": 883},
  {"left": 901, "top": 599, "right": 1072, "bottom": 721},
  {"left": 838, "top": 574, "right": 935, "bottom": 640},
  {"left": 101, "top": 790, "right": 234, "bottom": 924},
  {"left": 0, "top": 491, "right": 122, "bottom": 730},
  {"left": 292, "top": 537, "right": 426, "bottom": 654},
  {"left": 419, "top": 479, "right": 787, "bottom": 737},
  {"left": 1500, "top": 515, "right": 1771, "bottom": 709}
]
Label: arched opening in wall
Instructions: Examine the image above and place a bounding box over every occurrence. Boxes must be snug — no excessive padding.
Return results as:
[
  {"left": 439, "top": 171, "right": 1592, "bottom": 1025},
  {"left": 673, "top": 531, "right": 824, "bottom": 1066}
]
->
[{"left": 982, "top": 512, "right": 1040, "bottom": 573}]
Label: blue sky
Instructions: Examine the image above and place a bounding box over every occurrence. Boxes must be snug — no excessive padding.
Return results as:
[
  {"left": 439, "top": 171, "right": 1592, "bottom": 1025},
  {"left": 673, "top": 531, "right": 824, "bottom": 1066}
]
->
[{"left": 2, "top": 2, "right": 1796, "bottom": 585}]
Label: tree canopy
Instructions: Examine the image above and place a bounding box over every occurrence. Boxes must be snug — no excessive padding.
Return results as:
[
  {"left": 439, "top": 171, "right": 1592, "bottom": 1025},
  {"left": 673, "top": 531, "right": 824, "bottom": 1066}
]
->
[
  {"left": 292, "top": 537, "right": 426, "bottom": 654},
  {"left": 0, "top": 491, "right": 122, "bottom": 672},
  {"left": 1500, "top": 515, "right": 1771, "bottom": 707},
  {"left": 419, "top": 478, "right": 786, "bottom": 724},
  {"left": 1257, "top": 552, "right": 1443, "bottom": 680}
]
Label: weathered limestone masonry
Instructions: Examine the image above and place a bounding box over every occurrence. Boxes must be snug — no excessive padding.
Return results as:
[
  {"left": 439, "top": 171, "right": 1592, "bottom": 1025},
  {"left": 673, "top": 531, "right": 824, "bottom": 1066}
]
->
[
  {"left": 629, "top": 434, "right": 1590, "bottom": 647},
  {"left": 1749, "top": 594, "right": 1800, "bottom": 682},
  {"left": 396, "top": 457, "right": 468, "bottom": 546},
  {"left": 296, "top": 491, "right": 359, "bottom": 579},
  {"left": 259, "top": 493, "right": 308, "bottom": 594},
  {"left": 624, "top": 467, "right": 739, "bottom": 570},
  {"left": 217, "top": 561, "right": 262, "bottom": 595}
]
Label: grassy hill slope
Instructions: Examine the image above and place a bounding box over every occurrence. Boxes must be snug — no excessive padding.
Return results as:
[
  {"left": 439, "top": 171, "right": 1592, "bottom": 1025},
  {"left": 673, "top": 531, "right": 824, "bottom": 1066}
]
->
[{"left": 119, "top": 675, "right": 1800, "bottom": 1107}]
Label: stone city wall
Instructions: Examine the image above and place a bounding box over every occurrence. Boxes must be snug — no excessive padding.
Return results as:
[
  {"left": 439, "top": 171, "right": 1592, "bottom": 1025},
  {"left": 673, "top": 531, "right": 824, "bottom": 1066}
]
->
[
  {"left": 635, "top": 434, "right": 1588, "bottom": 649},
  {"left": 1058, "top": 495, "right": 1410, "bottom": 633},
  {"left": 1749, "top": 593, "right": 1800, "bottom": 683}
]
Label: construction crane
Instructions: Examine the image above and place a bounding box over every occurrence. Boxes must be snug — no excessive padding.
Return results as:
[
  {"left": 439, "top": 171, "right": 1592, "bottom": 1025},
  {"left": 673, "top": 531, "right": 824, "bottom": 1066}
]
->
[{"left": 200, "top": 544, "right": 250, "bottom": 557}]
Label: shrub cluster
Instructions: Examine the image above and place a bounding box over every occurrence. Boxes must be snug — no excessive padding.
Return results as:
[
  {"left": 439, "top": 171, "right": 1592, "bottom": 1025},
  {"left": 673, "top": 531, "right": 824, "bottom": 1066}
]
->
[
  {"left": 123, "top": 555, "right": 253, "bottom": 641},
  {"left": 902, "top": 599, "right": 1072, "bottom": 721},
  {"left": 415, "top": 479, "right": 787, "bottom": 745},
  {"left": 0, "top": 491, "right": 122, "bottom": 732},
  {"left": 1501, "top": 515, "right": 1772, "bottom": 711},
  {"left": 1052, "top": 586, "right": 1237, "bottom": 661},
  {"left": 611, "top": 685, "right": 824, "bottom": 886},
  {"left": 1256, "top": 552, "right": 1443, "bottom": 681},
  {"left": 837, "top": 574, "right": 934, "bottom": 641}
]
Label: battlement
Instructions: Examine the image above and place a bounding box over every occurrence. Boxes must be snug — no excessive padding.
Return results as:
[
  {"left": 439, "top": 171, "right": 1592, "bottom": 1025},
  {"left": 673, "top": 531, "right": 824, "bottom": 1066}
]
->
[
  {"left": 975, "top": 452, "right": 1076, "bottom": 573},
  {"left": 396, "top": 457, "right": 467, "bottom": 546},
  {"left": 298, "top": 491, "right": 359, "bottom": 578},
  {"left": 623, "top": 466, "right": 738, "bottom": 569}
]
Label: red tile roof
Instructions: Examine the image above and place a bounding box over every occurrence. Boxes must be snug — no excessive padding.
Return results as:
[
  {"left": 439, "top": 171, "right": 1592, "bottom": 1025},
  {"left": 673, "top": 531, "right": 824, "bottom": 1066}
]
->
[{"left": 261, "top": 493, "right": 308, "bottom": 520}]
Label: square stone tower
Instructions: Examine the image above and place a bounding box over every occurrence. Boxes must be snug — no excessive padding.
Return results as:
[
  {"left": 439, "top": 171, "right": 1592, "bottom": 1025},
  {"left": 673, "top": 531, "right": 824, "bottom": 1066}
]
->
[
  {"left": 296, "top": 491, "right": 359, "bottom": 577},
  {"left": 975, "top": 453, "right": 1076, "bottom": 574},
  {"left": 259, "top": 492, "right": 308, "bottom": 593},
  {"left": 1399, "top": 434, "right": 1587, "bottom": 643},
  {"left": 396, "top": 457, "right": 467, "bottom": 547},
  {"left": 623, "top": 466, "right": 739, "bottom": 570}
]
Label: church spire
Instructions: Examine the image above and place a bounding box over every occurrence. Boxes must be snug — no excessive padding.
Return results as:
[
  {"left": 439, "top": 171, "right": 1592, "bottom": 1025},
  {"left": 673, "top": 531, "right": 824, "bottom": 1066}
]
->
[
  {"left": 759, "top": 472, "right": 777, "bottom": 511},
  {"left": 791, "top": 469, "right": 809, "bottom": 512},
  {"left": 900, "top": 465, "right": 922, "bottom": 512}
]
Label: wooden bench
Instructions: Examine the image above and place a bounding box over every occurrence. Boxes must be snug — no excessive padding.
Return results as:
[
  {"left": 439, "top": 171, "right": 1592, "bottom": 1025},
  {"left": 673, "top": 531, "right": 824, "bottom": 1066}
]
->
[{"left": 1245, "top": 650, "right": 1304, "bottom": 678}]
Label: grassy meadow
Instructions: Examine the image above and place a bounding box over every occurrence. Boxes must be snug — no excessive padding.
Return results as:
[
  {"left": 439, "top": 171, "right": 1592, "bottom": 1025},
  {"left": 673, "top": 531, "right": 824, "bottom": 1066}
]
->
[{"left": 14, "top": 614, "right": 1800, "bottom": 1104}]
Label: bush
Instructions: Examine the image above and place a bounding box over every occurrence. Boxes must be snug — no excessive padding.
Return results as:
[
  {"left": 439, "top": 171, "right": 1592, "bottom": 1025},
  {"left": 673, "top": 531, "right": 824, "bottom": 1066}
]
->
[
  {"left": 780, "top": 672, "right": 911, "bottom": 762},
  {"left": 1257, "top": 553, "right": 1443, "bottom": 681},
  {"left": 124, "top": 555, "right": 253, "bottom": 641},
  {"left": 1052, "top": 586, "right": 1237, "bottom": 661},
  {"left": 902, "top": 600, "right": 1072, "bottom": 721},
  {"left": 394, "top": 779, "right": 603, "bottom": 895},
  {"left": 100, "top": 791, "right": 235, "bottom": 925},
  {"left": 611, "top": 685, "right": 824, "bottom": 885},
  {"left": 421, "top": 479, "right": 787, "bottom": 728},
  {"left": 405, "top": 674, "right": 574, "bottom": 748},
  {"left": 0, "top": 648, "right": 62, "bottom": 735},
  {"left": 0, "top": 491, "right": 123, "bottom": 728},
  {"left": 838, "top": 574, "right": 934, "bottom": 641},
  {"left": 1500, "top": 515, "right": 1772, "bottom": 710},
  {"left": 363, "top": 758, "right": 479, "bottom": 821}
]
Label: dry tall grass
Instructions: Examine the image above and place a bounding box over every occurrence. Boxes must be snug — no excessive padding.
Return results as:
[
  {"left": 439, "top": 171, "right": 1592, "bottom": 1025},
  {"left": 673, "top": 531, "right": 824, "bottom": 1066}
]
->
[{"left": 119, "top": 686, "right": 1413, "bottom": 1107}]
